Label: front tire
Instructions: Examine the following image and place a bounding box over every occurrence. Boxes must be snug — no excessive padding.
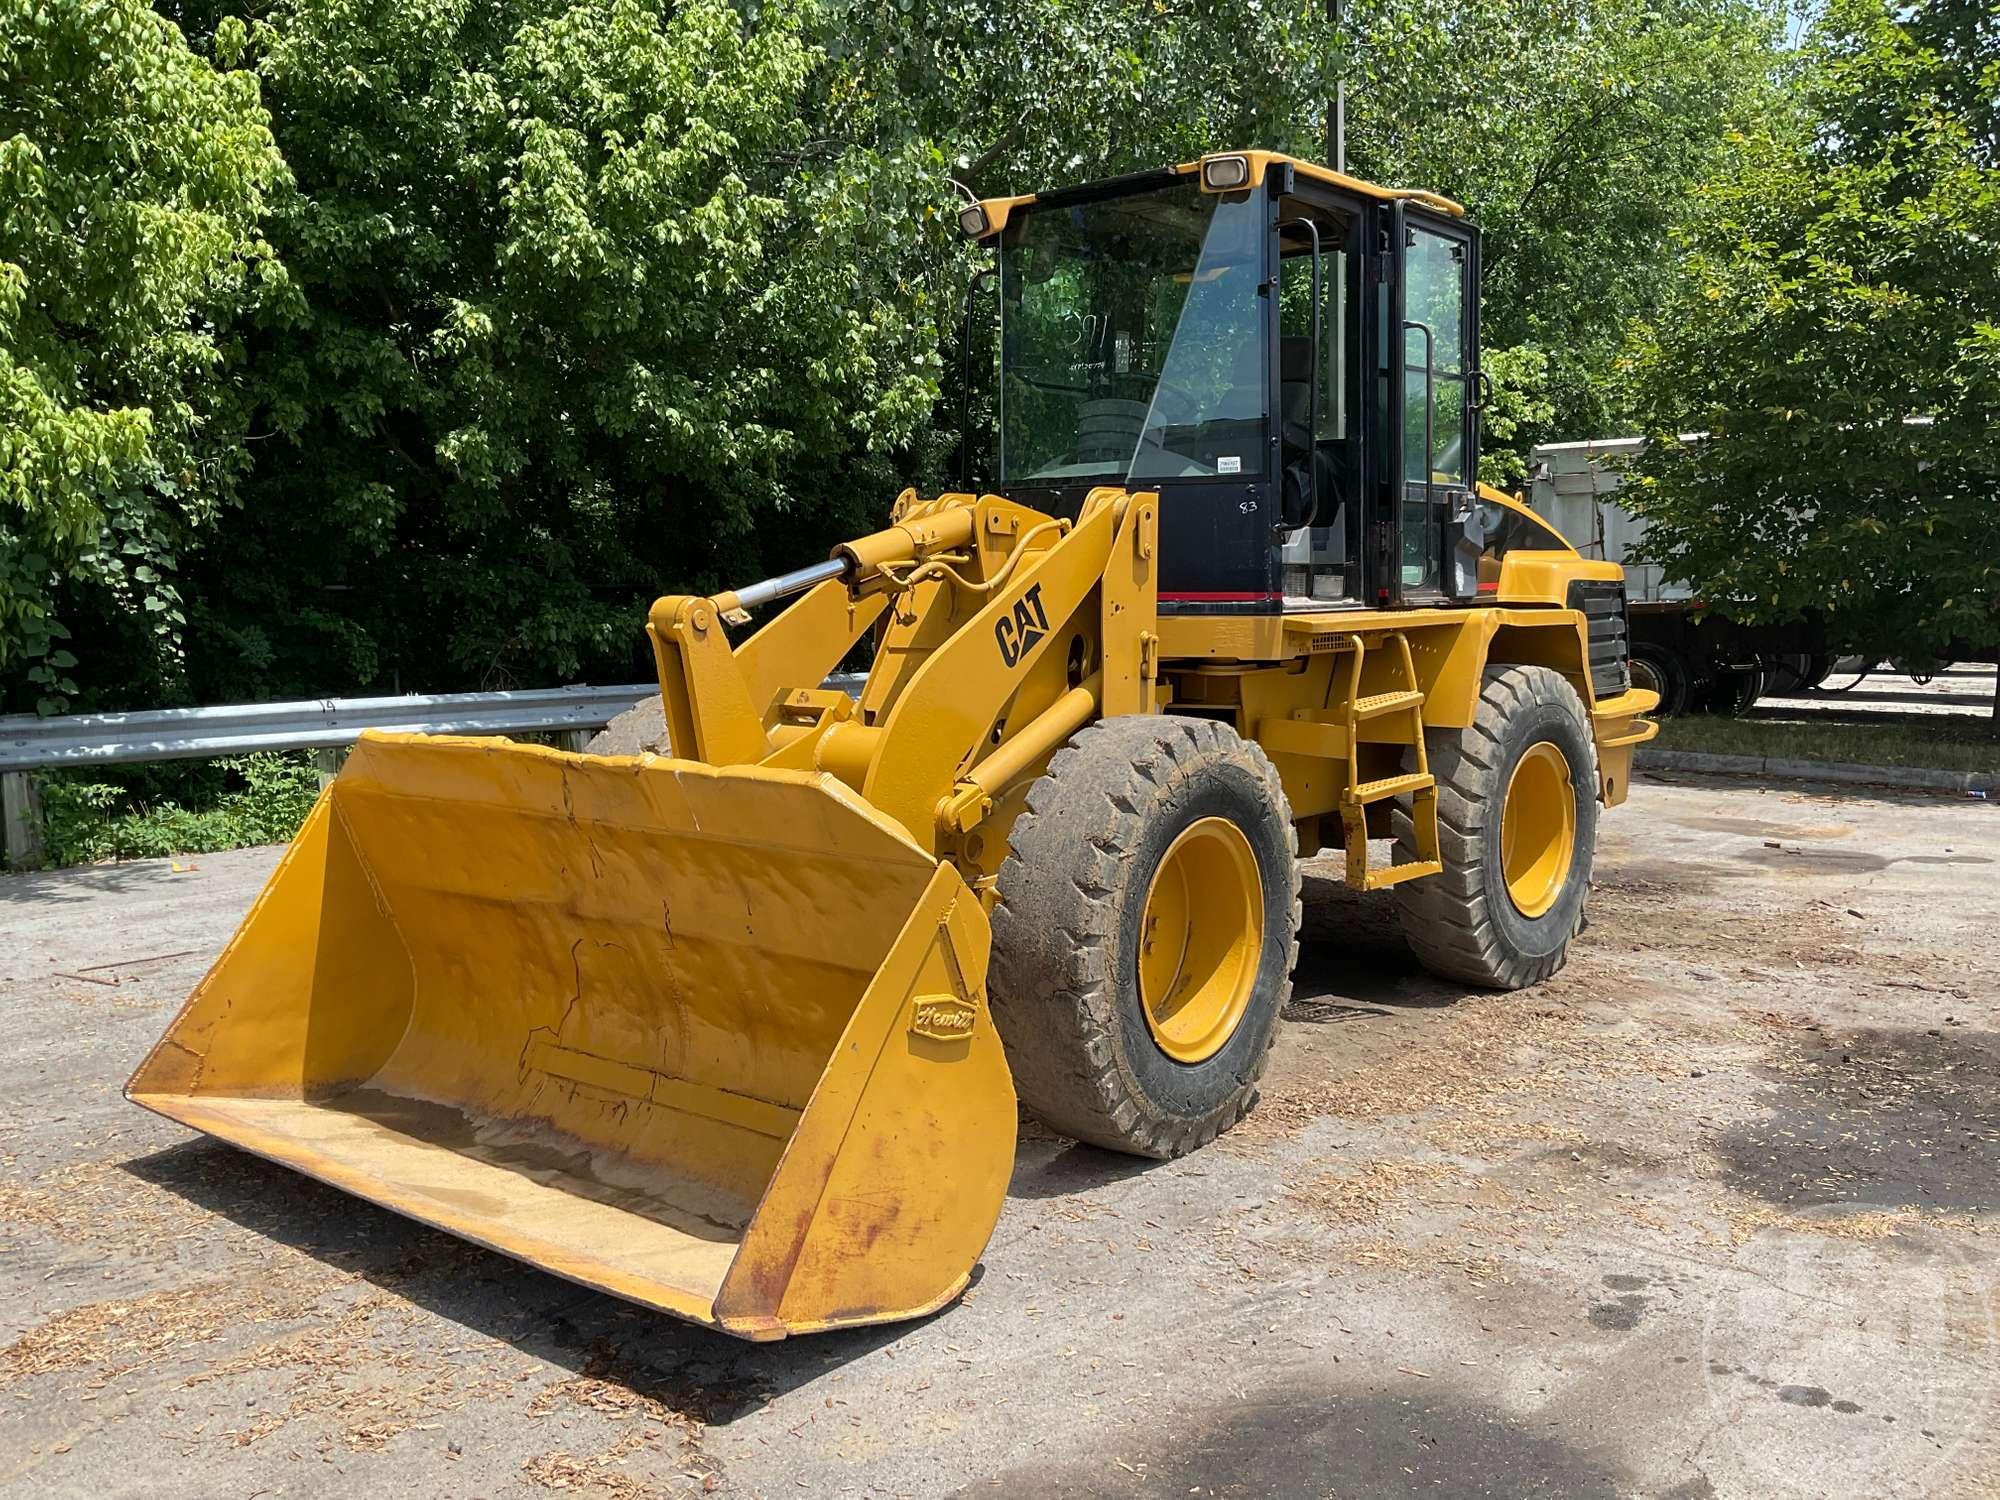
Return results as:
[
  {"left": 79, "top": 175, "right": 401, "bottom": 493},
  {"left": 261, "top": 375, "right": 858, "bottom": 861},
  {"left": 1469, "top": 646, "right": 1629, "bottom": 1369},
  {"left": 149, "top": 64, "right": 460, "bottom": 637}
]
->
[
  {"left": 1766, "top": 653, "right": 1814, "bottom": 696},
  {"left": 1394, "top": 665, "right": 1598, "bottom": 989},
  {"left": 988, "top": 716, "right": 1300, "bottom": 1159}
]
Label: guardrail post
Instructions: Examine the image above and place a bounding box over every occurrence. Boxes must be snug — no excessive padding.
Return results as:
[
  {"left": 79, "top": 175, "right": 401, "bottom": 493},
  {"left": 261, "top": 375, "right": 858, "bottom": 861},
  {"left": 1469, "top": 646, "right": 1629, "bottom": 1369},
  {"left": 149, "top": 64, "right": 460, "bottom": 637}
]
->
[
  {"left": 314, "top": 748, "right": 341, "bottom": 790},
  {"left": 2, "top": 771, "right": 46, "bottom": 871}
]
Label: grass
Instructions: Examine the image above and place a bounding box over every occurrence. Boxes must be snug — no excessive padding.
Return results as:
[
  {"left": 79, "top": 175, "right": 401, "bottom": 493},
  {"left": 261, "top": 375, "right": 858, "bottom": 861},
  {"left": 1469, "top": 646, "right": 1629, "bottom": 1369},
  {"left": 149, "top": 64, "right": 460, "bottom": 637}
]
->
[
  {"left": 1653, "top": 712, "right": 2000, "bottom": 776},
  {"left": 30, "top": 752, "right": 323, "bottom": 869},
  {"left": 17, "top": 734, "right": 589, "bottom": 871}
]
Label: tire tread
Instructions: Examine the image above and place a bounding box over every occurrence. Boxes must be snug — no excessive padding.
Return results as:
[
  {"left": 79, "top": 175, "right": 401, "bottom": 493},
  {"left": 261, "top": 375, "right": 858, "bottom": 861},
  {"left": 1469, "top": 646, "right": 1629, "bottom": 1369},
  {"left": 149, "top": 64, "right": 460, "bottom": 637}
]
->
[
  {"left": 1393, "top": 666, "right": 1597, "bottom": 990},
  {"left": 989, "top": 716, "right": 1300, "bottom": 1158}
]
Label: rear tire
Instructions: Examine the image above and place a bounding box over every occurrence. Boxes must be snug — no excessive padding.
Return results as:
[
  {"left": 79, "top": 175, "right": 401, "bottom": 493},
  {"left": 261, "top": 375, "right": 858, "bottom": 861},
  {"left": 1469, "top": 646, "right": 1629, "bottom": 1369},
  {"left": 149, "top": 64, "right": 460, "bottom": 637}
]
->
[
  {"left": 989, "top": 715, "right": 1300, "bottom": 1159},
  {"left": 1699, "top": 665, "right": 1765, "bottom": 716},
  {"left": 1628, "top": 642, "right": 1690, "bottom": 717},
  {"left": 1893, "top": 655, "right": 1948, "bottom": 686},
  {"left": 1393, "top": 665, "right": 1598, "bottom": 990},
  {"left": 1766, "top": 653, "right": 1814, "bottom": 695}
]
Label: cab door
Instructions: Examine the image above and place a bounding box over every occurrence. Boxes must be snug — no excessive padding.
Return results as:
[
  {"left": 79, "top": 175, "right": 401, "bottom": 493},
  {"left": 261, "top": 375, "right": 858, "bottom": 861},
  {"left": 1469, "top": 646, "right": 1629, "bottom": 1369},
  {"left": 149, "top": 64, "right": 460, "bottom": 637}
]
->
[{"left": 1391, "top": 205, "right": 1479, "bottom": 602}]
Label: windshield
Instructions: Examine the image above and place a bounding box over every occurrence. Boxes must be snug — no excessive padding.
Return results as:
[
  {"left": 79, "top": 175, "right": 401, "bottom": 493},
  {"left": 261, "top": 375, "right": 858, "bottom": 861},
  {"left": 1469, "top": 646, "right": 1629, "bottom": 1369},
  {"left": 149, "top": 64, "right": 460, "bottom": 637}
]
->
[{"left": 999, "top": 182, "right": 1267, "bottom": 485}]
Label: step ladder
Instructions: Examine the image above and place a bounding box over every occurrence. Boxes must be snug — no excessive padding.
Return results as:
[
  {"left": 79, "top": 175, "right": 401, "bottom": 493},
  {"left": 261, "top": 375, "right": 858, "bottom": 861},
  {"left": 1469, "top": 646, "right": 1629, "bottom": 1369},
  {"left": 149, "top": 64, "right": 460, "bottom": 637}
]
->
[{"left": 1334, "top": 633, "right": 1443, "bottom": 891}]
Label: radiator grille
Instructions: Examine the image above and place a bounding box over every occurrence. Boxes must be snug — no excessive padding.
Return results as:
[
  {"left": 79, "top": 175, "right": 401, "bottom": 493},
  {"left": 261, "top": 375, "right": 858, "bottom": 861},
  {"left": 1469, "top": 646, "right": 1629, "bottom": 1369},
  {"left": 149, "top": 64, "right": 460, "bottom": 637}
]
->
[{"left": 1568, "top": 580, "right": 1630, "bottom": 699}]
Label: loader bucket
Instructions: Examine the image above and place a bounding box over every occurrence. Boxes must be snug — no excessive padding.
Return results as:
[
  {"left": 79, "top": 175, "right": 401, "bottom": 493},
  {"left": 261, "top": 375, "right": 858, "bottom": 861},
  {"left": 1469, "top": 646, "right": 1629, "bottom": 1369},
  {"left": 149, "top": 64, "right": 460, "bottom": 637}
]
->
[{"left": 127, "top": 732, "right": 1016, "bottom": 1340}]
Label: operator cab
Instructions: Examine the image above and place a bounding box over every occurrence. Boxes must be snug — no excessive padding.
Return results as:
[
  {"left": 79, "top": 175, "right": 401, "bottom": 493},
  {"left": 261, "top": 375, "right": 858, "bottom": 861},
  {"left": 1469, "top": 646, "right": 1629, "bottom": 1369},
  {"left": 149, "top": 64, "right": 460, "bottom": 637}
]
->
[{"left": 960, "top": 151, "right": 1566, "bottom": 615}]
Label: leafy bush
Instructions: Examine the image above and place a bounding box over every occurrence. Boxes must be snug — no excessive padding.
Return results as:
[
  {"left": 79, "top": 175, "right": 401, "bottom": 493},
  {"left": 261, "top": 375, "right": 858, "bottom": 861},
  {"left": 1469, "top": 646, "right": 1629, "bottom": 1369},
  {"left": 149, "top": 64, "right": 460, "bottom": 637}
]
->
[{"left": 36, "top": 752, "right": 321, "bottom": 867}]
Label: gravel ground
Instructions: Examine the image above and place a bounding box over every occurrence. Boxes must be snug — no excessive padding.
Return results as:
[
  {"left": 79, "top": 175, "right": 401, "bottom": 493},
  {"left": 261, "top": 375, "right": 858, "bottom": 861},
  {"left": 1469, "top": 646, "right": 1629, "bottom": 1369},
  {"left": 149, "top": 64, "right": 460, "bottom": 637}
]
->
[{"left": 2, "top": 772, "right": 1997, "bottom": 1499}]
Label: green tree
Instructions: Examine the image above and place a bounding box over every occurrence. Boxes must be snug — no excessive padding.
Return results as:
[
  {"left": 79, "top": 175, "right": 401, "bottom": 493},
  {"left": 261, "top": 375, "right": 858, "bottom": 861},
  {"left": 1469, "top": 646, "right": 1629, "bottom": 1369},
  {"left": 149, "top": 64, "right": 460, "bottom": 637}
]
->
[
  {"left": 0, "top": 0, "right": 286, "bottom": 711},
  {"left": 1343, "top": 0, "right": 1786, "bottom": 462},
  {"left": 175, "top": 0, "right": 958, "bottom": 700},
  {"left": 1621, "top": 0, "right": 2000, "bottom": 666},
  {"left": 819, "top": 0, "right": 1341, "bottom": 192},
  {"left": 173, "top": 0, "right": 1351, "bottom": 700},
  {"left": 5, "top": 0, "right": 1791, "bottom": 712}
]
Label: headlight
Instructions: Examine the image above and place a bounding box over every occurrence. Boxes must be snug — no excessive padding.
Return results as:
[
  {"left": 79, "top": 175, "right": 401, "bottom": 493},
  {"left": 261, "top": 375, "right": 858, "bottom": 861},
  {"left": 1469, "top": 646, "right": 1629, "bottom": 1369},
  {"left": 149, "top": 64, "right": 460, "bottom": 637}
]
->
[
  {"left": 957, "top": 204, "right": 990, "bottom": 239},
  {"left": 1200, "top": 154, "right": 1251, "bottom": 191}
]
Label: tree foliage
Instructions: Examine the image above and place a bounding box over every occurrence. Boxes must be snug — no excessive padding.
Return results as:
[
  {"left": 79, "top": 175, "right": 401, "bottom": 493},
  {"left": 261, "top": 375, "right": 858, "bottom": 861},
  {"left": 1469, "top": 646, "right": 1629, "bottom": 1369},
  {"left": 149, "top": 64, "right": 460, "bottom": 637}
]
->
[
  {"left": 174, "top": 0, "right": 960, "bottom": 698},
  {"left": 1622, "top": 0, "right": 2000, "bottom": 656},
  {"left": 0, "top": 0, "right": 285, "bottom": 710},
  {"left": 822, "top": 0, "right": 1342, "bottom": 190},
  {"left": 3, "top": 0, "right": 1800, "bottom": 711},
  {"left": 1345, "top": 0, "right": 1786, "bottom": 451}
]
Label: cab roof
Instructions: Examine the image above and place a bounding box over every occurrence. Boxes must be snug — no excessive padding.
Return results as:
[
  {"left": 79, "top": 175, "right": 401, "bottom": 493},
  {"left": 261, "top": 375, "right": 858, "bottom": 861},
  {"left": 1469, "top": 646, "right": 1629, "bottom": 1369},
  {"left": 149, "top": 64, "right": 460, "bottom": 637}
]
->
[{"left": 959, "top": 150, "right": 1466, "bottom": 241}]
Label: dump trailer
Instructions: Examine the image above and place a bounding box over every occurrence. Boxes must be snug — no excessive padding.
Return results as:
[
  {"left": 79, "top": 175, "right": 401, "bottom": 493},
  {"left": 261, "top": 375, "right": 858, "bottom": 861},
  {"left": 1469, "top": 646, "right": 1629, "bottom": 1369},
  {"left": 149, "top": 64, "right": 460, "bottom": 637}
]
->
[
  {"left": 1528, "top": 437, "right": 1826, "bottom": 713},
  {"left": 130, "top": 151, "right": 1657, "bottom": 1340}
]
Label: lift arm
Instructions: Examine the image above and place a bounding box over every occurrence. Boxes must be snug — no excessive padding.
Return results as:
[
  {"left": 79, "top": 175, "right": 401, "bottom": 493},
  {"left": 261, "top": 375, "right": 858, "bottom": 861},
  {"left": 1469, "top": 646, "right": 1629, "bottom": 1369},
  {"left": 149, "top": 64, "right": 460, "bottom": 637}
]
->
[{"left": 645, "top": 488, "right": 1158, "bottom": 852}]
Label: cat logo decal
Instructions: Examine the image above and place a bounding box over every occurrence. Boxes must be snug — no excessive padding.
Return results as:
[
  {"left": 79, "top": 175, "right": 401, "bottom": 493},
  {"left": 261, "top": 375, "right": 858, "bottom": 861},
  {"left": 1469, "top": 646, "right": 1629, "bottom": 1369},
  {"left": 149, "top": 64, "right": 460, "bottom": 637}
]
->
[{"left": 994, "top": 582, "right": 1049, "bottom": 669}]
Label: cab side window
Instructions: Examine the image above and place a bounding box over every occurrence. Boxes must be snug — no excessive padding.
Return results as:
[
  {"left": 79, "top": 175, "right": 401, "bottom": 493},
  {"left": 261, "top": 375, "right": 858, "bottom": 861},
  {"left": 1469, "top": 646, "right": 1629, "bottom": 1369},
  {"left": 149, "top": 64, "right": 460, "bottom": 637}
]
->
[{"left": 1277, "top": 207, "right": 1357, "bottom": 602}]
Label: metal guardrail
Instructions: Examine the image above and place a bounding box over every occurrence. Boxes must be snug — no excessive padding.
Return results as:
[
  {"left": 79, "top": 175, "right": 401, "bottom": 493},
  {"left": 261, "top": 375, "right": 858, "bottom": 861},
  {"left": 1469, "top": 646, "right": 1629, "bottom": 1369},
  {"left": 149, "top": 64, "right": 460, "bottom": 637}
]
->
[
  {"left": 0, "top": 683, "right": 658, "bottom": 868},
  {"left": 0, "top": 674, "right": 868, "bottom": 868},
  {"left": 0, "top": 684, "right": 659, "bottom": 774}
]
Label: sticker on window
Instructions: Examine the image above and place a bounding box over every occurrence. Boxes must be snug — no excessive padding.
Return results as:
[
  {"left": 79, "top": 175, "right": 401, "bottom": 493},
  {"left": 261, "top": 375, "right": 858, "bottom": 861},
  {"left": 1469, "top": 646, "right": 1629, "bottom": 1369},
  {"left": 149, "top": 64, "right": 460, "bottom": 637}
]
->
[{"left": 1217, "top": 455, "right": 1242, "bottom": 474}]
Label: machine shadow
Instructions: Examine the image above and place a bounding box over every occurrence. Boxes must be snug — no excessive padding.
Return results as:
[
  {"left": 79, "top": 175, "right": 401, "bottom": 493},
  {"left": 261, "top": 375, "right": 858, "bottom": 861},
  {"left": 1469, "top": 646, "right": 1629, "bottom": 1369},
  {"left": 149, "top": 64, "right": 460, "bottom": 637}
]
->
[
  {"left": 0, "top": 859, "right": 186, "bottom": 908},
  {"left": 121, "top": 1137, "right": 930, "bottom": 1421},
  {"left": 1006, "top": 1136, "right": 1155, "bottom": 1200},
  {"left": 1291, "top": 863, "right": 1464, "bottom": 1012},
  {"left": 124, "top": 1129, "right": 1174, "bottom": 1400}
]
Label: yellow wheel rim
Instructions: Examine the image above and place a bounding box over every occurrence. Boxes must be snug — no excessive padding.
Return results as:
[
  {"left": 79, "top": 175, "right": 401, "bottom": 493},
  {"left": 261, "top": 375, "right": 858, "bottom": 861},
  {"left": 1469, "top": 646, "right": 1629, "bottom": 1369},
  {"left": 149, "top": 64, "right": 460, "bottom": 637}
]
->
[
  {"left": 1501, "top": 741, "right": 1576, "bottom": 919},
  {"left": 1137, "top": 817, "right": 1263, "bottom": 1064}
]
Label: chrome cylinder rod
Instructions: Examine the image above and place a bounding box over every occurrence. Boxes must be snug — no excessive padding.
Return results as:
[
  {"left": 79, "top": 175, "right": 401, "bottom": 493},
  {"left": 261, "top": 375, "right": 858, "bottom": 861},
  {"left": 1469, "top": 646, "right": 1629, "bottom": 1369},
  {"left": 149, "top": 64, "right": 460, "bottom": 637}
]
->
[{"left": 729, "top": 557, "right": 850, "bottom": 613}]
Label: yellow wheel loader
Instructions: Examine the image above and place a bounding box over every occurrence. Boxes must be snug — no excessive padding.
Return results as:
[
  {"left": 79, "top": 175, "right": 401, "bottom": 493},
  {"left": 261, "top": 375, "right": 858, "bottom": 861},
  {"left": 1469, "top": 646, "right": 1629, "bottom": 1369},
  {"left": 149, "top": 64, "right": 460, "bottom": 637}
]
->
[{"left": 129, "top": 151, "right": 1657, "bottom": 1340}]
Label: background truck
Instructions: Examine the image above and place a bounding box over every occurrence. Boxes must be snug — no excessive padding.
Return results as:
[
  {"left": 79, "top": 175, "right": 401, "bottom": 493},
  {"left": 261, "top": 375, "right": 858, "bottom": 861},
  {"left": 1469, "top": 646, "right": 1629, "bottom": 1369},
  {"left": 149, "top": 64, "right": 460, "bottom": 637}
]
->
[{"left": 1527, "top": 437, "right": 1829, "bottom": 715}]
